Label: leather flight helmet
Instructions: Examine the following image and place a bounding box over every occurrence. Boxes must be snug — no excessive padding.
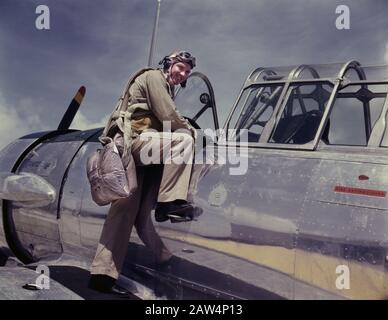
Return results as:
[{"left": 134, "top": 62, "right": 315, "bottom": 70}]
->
[{"left": 159, "top": 50, "right": 196, "bottom": 70}]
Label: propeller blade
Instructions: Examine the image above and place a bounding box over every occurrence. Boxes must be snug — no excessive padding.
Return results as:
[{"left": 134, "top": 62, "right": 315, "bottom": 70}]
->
[{"left": 57, "top": 86, "right": 86, "bottom": 130}]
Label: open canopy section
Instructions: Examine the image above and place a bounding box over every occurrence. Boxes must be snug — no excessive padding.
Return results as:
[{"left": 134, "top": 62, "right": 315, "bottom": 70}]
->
[{"left": 245, "top": 61, "right": 388, "bottom": 84}]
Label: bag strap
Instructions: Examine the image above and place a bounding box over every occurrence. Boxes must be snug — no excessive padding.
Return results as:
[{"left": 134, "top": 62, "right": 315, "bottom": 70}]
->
[{"left": 99, "top": 67, "right": 154, "bottom": 145}]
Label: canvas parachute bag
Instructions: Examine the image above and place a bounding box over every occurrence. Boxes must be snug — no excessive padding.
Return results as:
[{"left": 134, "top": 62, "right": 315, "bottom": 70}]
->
[
  {"left": 86, "top": 133, "right": 133, "bottom": 206},
  {"left": 86, "top": 68, "right": 152, "bottom": 206}
]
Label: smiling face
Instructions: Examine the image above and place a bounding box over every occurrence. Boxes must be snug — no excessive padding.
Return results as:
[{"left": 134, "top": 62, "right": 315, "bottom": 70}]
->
[{"left": 167, "top": 62, "right": 192, "bottom": 86}]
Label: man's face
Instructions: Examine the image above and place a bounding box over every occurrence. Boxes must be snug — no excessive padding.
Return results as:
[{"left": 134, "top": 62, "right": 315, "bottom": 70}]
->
[{"left": 168, "top": 62, "right": 192, "bottom": 86}]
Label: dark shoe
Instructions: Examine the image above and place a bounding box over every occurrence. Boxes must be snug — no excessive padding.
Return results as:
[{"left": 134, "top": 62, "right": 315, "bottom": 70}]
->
[
  {"left": 154, "top": 207, "right": 170, "bottom": 222},
  {"left": 192, "top": 205, "right": 203, "bottom": 219},
  {"left": 155, "top": 200, "right": 194, "bottom": 223},
  {"left": 88, "top": 274, "right": 130, "bottom": 296},
  {"left": 170, "top": 203, "right": 203, "bottom": 223}
]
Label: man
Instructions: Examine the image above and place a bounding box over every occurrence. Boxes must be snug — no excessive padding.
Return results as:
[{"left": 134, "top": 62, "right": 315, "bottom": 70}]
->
[
  {"left": 88, "top": 51, "right": 200, "bottom": 296},
  {"left": 131, "top": 50, "right": 199, "bottom": 222}
]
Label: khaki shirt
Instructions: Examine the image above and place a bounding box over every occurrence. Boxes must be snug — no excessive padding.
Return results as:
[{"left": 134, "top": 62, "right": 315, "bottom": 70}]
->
[
  {"left": 128, "top": 69, "right": 192, "bottom": 136},
  {"left": 99, "top": 68, "right": 194, "bottom": 166}
]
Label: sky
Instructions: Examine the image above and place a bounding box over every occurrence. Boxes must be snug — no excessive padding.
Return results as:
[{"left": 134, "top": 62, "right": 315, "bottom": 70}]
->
[{"left": 0, "top": 0, "right": 387, "bottom": 149}]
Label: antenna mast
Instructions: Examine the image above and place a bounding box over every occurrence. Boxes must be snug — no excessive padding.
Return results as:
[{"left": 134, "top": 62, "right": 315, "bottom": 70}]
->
[{"left": 148, "top": 0, "right": 162, "bottom": 67}]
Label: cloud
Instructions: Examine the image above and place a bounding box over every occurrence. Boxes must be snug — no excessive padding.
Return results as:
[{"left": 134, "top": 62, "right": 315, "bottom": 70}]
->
[
  {"left": 0, "top": 93, "right": 46, "bottom": 150},
  {"left": 0, "top": 90, "right": 107, "bottom": 151},
  {"left": 70, "top": 112, "right": 109, "bottom": 131}
]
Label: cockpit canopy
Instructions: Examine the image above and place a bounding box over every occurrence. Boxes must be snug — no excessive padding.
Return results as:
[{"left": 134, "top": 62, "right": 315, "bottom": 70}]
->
[{"left": 226, "top": 61, "right": 388, "bottom": 149}]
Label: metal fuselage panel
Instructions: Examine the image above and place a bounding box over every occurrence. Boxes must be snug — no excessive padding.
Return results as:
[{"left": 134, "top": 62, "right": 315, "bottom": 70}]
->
[
  {"left": 129, "top": 145, "right": 388, "bottom": 299},
  {"left": 4, "top": 134, "right": 388, "bottom": 299},
  {"left": 0, "top": 129, "right": 101, "bottom": 260},
  {"left": 56, "top": 137, "right": 388, "bottom": 299},
  {"left": 296, "top": 147, "right": 388, "bottom": 299},
  {"left": 59, "top": 134, "right": 107, "bottom": 254},
  {"left": 149, "top": 145, "right": 329, "bottom": 299}
]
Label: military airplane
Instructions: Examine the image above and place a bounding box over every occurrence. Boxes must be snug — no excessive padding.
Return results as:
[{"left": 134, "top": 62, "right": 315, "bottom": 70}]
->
[{"left": 1, "top": 60, "right": 388, "bottom": 299}]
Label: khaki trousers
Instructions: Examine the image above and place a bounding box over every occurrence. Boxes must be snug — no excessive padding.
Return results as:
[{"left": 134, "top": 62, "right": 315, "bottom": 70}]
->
[
  {"left": 90, "top": 131, "right": 202, "bottom": 279},
  {"left": 90, "top": 165, "right": 172, "bottom": 279},
  {"left": 132, "top": 131, "right": 195, "bottom": 202}
]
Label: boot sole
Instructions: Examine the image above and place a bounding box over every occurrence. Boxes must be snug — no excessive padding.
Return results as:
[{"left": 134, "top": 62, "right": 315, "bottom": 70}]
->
[{"left": 155, "top": 206, "right": 194, "bottom": 223}]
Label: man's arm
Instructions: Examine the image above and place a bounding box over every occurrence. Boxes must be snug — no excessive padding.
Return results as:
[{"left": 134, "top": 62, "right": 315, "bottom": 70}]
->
[{"left": 145, "top": 71, "right": 194, "bottom": 134}]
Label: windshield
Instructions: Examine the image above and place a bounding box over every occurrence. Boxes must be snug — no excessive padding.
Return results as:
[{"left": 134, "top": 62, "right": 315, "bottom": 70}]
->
[
  {"left": 174, "top": 73, "right": 218, "bottom": 131},
  {"left": 227, "top": 84, "right": 283, "bottom": 142}
]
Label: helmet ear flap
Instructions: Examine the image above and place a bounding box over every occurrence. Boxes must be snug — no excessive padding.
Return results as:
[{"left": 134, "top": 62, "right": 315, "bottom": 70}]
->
[
  {"left": 159, "top": 56, "right": 173, "bottom": 70},
  {"left": 164, "top": 57, "right": 173, "bottom": 69}
]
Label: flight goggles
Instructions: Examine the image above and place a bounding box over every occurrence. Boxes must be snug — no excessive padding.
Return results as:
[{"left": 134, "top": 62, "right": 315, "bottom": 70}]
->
[
  {"left": 159, "top": 51, "right": 196, "bottom": 69},
  {"left": 173, "top": 51, "right": 196, "bottom": 69}
]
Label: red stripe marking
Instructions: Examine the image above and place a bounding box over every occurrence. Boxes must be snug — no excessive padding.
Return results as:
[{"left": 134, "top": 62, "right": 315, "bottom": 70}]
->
[{"left": 334, "top": 186, "right": 386, "bottom": 198}]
